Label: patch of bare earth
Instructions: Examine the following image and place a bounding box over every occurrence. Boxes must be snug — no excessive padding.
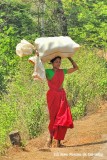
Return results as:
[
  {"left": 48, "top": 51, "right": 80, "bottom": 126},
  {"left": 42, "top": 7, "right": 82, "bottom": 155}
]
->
[{"left": 1, "top": 101, "right": 107, "bottom": 160}]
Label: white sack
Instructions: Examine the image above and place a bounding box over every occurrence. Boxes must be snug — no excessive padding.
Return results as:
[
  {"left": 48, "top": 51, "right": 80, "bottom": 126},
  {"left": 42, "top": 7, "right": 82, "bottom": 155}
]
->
[
  {"left": 29, "top": 56, "right": 46, "bottom": 80},
  {"left": 16, "top": 36, "right": 80, "bottom": 80},
  {"left": 34, "top": 36, "right": 80, "bottom": 62},
  {"left": 16, "top": 39, "right": 34, "bottom": 57}
]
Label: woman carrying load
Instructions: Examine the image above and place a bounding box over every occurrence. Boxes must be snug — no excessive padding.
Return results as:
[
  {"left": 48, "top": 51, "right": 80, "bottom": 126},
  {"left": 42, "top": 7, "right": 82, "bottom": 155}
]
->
[{"left": 45, "top": 56, "right": 79, "bottom": 147}]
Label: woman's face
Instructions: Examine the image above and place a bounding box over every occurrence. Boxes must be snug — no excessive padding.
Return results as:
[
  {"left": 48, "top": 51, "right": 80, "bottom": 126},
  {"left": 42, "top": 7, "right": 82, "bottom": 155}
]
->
[{"left": 52, "top": 58, "right": 61, "bottom": 69}]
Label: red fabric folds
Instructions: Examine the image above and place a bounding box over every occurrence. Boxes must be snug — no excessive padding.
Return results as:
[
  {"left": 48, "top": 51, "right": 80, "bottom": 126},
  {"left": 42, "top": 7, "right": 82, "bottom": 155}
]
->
[{"left": 47, "top": 69, "right": 74, "bottom": 140}]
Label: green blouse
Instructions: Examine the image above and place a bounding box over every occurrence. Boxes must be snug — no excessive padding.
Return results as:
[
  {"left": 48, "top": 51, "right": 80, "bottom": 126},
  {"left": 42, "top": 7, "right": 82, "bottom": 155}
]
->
[{"left": 45, "top": 69, "right": 67, "bottom": 80}]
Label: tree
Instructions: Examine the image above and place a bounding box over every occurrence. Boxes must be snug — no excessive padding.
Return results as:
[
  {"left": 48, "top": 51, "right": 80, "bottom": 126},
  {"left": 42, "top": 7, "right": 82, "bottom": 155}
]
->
[
  {"left": 55, "top": 0, "right": 68, "bottom": 35},
  {"left": 62, "top": 0, "right": 107, "bottom": 48},
  {"left": 0, "top": 0, "right": 38, "bottom": 95}
]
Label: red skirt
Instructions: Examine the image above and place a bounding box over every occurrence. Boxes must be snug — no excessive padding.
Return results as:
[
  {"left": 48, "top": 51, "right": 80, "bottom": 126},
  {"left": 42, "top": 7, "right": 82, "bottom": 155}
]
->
[{"left": 47, "top": 88, "right": 74, "bottom": 140}]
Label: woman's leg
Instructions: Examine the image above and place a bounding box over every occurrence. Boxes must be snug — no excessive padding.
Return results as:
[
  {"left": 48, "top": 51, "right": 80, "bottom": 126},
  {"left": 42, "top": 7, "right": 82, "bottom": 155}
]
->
[
  {"left": 46, "top": 135, "right": 53, "bottom": 148},
  {"left": 54, "top": 126, "right": 67, "bottom": 147},
  {"left": 57, "top": 140, "right": 61, "bottom": 147}
]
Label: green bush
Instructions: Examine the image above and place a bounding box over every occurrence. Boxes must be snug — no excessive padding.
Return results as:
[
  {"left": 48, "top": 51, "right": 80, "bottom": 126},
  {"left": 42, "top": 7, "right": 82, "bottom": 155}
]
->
[
  {"left": 63, "top": 0, "right": 107, "bottom": 48},
  {"left": 0, "top": 0, "right": 39, "bottom": 95},
  {"left": 63, "top": 47, "right": 107, "bottom": 119},
  {"left": 0, "top": 58, "right": 48, "bottom": 153}
]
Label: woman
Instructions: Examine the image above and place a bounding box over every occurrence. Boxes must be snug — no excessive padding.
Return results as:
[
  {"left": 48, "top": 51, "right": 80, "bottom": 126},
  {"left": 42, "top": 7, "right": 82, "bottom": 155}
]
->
[{"left": 45, "top": 56, "right": 79, "bottom": 147}]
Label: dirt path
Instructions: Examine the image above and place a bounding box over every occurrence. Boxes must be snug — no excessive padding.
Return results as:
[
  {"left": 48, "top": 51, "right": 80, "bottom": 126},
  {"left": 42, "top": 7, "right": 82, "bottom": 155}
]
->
[{"left": 1, "top": 101, "right": 107, "bottom": 160}]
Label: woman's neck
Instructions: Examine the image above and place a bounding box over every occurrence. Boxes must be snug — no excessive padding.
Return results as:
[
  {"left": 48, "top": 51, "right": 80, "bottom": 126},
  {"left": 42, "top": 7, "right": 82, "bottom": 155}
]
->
[{"left": 53, "top": 67, "right": 58, "bottom": 72}]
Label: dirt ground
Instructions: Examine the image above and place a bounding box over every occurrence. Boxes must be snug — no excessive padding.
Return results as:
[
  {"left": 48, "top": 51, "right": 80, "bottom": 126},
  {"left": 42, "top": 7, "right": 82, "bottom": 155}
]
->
[{"left": 1, "top": 101, "right": 107, "bottom": 160}]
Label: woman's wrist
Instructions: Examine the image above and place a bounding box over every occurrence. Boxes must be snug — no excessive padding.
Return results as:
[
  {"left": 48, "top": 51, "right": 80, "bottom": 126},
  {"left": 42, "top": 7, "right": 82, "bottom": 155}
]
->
[
  {"left": 68, "top": 57, "right": 74, "bottom": 63},
  {"left": 34, "top": 49, "right": 39, "bottom": 56},
  {"left": 68, "top": 57, "right": 78, "bottom": 69}
]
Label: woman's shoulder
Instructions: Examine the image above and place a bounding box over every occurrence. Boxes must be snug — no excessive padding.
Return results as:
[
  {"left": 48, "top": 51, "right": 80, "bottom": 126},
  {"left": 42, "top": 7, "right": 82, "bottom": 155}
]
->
[
  {"left": 45, "top": 69, "right": 52, "bottom": 71},
  {"left": 45, "top": 69, "right": 54, "bottom": 76},
  {"left": 45, "top": 69, "right": 53, "bottom": 73},
  {"left": 62, "top": 69, "right": 68, "bottom": 74},
  {"left": 45, "top": 69, "right": 54, "bottom": 80},
  {"left": 45, "top": 69, "right": 67, "bottom": 74}
]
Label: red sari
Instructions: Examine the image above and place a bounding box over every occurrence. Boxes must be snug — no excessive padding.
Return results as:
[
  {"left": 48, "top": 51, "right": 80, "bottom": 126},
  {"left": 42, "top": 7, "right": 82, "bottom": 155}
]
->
[{"left": 46, "top": 69, "right": 74, "bottom": 140}]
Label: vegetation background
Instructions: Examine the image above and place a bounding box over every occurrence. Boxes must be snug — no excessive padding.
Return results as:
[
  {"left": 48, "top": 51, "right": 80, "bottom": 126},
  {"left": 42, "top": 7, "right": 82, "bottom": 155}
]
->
[{"left": 0, "top": 0, "right": 107, "bottom": 154}]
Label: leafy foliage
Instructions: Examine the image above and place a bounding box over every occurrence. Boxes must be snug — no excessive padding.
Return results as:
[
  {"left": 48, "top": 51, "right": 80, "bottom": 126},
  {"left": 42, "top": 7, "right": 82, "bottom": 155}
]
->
[
  {"left": 62, "top": 0, "right": 107, "bottom": 48},
  {"left": 0, "top": 58, "right": 48, "bottom": 153},
  {"left": 0, "top": 0, "right": 38, "bottom": 95},
  {"left": 63, "top": 48, "right": 107, "bottom": 119}
]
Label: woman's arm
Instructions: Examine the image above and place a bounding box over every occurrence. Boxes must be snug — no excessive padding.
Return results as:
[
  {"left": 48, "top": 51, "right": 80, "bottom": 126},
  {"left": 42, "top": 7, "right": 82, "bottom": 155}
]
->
[{"left": 67, "top": 57, "right": 79, "bottom": 74}]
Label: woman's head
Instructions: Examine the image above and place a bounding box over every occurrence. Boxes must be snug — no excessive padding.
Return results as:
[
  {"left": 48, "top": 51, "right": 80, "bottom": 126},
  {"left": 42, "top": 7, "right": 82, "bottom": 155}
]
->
[{"left": 50, "top": 56, "right": 61, "bottom": 69}]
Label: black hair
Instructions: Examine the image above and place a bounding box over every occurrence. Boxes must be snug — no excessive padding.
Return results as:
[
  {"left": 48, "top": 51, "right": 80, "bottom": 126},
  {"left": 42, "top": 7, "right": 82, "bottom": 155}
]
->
[{"left": 50, "top": 56, "right": 61, "bottom": 63}]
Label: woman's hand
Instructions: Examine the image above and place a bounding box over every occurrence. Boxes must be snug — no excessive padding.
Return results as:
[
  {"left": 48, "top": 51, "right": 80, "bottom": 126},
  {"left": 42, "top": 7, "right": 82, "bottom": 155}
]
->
[{"left": 34, "top": 49, "right": 39, "bottom": 56}]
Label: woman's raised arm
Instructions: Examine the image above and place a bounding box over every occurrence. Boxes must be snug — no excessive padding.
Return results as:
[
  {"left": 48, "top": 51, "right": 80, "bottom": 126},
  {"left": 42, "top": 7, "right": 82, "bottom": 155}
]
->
[{"left": 67, "top": 57, "right": 79, "bottom": 74}]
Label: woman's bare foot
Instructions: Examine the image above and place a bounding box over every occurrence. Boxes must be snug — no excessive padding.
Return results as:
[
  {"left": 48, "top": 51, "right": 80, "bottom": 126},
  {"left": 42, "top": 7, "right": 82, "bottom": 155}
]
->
[
  {"left": 46, "top": 140, "right": 52, "bottom": 148},
  {"left": 45, "top": 137, "right": 53, "bottom": 148},
  {"left": 57, "top": 140, "right": 61, "bottom": 147},
  {"left": 57, "top": 140, "right": 65, "bottom": 148}
]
